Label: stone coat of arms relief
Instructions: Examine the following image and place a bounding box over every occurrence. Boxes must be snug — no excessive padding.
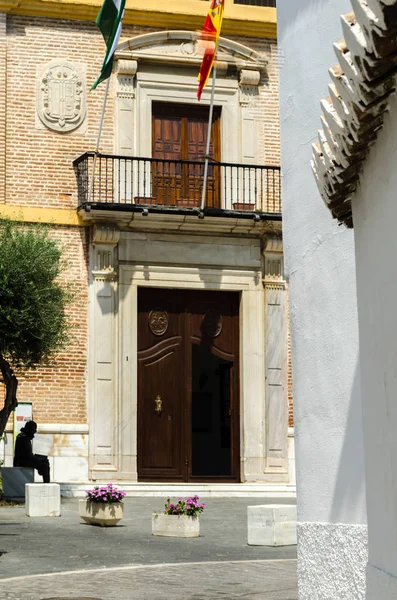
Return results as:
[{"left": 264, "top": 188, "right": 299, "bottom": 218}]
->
[{"left": 36, "top": 61, "right": 86, "bottom": 133}]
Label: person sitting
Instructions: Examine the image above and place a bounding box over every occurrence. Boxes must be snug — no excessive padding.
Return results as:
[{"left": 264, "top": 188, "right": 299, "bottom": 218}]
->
[{"left": 13, "top": 420, "right": 51, "bottom": 483}]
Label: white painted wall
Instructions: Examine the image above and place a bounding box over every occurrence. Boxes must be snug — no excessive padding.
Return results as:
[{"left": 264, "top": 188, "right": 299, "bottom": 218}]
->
[
  {"left": 352, "top": 92, "right": 397, "bottom": 598},
  {"left": 277, "top": 1, "right": 368, "bottom": 597}
]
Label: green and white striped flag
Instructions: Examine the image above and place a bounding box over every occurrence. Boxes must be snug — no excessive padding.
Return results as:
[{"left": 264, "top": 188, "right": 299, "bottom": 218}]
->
[{"left": 91, "top": 0, "right": 126, "bottom": 90}]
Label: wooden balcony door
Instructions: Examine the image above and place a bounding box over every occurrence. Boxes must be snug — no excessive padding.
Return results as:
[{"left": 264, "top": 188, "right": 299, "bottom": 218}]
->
[
  {"left": 152, "top": 102, "right": 221, "bottom": 207},
  {"left": 137, "top": 288, "right": 240, "bottom": 482}
]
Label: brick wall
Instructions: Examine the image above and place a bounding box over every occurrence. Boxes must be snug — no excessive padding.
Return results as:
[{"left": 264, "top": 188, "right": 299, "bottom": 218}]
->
[
  {"left": 2, "top": 14, "right": 282, "bottom": 428},
  {"left": 0, "top": 225, "right": 89, "bottom": 425},
  {"left": 5, "top": 16, "right": 280, "bottom": 212},
  {"left": 237, "top": 35, "right": 280, "bottom": 167},
  {"left": 5, "top": 16, "right": 115, "bottom": 210},
  {"left": 0, "top": 13, "right": 6, "bottom": 203}
]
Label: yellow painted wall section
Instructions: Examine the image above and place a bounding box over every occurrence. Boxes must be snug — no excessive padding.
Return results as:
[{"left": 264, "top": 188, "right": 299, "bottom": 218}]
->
[
  {"left": 0, "top": 205, "right": 87, "bottom": 226},
  {"left": 0, "top": 0, "right": 277, "bottom": 38}
]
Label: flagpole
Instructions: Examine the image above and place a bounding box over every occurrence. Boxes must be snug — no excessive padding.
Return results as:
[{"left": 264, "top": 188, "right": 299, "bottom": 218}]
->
[
  {"left": 200, "top": 65, "right": 217, "bottom": 212},
  {"left": 88, "top": 76, "right": 111, "bottom": 204}
]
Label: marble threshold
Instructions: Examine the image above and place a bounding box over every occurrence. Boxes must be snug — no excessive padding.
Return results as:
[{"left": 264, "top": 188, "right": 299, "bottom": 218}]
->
[{"left": 60, "top": 482, "right": 297, "bottom": 498}]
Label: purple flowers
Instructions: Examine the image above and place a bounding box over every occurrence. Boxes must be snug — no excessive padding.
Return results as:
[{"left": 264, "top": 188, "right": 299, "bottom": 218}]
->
[
  {"left": 164, "top": 495, "right": 206, "bottom": 517},
  {"left": 85, "top": 483, "right": 126, "bottom": 504}
]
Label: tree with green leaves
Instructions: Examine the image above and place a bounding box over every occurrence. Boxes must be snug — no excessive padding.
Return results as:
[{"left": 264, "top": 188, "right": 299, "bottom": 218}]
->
[{"left": 0, "top": 220, "right": 71, "bottom": 438}]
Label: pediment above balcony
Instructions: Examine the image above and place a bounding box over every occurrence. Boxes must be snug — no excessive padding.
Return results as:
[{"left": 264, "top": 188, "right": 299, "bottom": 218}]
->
[{"left": 115, "top": 30, "right": 267, "bottom": 73}]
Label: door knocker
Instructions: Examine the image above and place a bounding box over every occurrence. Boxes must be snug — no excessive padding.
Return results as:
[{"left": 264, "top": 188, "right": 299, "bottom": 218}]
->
[{"left": 155, "top": 395, "right": 163, "bottom": 414}]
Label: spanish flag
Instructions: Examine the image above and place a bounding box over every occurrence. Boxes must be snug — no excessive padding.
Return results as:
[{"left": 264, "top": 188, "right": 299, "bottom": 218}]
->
[{"left": 197, "top": 0, "right": 225, "bottom": 101}]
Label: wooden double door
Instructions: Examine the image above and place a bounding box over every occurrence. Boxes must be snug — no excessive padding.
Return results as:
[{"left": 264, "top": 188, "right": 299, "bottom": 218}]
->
[
  {"left": 152, "top": 102, "right": 221, "bottom": 208},
  {"left": 137, "top": 288, "right": 240, "bottom": 482}
]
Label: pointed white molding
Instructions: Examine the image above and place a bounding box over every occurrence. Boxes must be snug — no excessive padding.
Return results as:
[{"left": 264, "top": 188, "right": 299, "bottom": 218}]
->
[{"left": 312, "top": 0, "right": 397, "bottom": 227}]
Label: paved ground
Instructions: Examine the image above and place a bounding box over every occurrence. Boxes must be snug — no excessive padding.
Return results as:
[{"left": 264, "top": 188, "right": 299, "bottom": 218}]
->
[{"left": 0, "top": 497, "right": 298, "bottom": 599}]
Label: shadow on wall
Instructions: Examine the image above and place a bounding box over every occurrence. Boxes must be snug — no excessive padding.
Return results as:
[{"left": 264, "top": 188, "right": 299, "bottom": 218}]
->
[{"left": 330, "top": 363, "right": 367, "bottom": 524}]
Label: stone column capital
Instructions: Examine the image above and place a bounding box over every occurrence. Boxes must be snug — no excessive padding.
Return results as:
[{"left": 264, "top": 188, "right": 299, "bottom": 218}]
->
[
  {"left": 92, "top": 223, "right": 120, "bottom": 281},
  {"left": 92, "top": 222, "right": 120, "bottom": 245},
  {"left": 262, "top": 235, "right": 285, "bottom": 289},
  {"left": 115, "top": 59, "right": 138, "bottom": 76}
]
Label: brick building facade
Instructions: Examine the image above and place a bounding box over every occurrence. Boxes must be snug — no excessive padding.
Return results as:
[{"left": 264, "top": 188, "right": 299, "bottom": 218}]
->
[{"left": 0, "top": 2, "right": 294, "bottom": 492}]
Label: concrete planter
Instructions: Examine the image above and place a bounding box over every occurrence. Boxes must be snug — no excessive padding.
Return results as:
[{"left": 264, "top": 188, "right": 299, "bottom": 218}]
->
[
  {"left": 152, "top": 513, "right": 200, "bottom": 537},
  {"left": 79, "top": 500, "right": 124, "bottom": 527}
]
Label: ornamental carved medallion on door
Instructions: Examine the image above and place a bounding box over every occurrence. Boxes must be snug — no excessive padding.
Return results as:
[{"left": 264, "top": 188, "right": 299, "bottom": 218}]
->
[{"left": 137, "top": 288, "right": 240, "bottom": 482}]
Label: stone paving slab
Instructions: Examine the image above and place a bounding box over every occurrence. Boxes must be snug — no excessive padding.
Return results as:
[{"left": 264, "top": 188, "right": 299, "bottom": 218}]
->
[
  {"left": 0, "top": 498, "right": 297, "bottom": 578},
  {"left": 0, "top": 559, "right": 298, "bottom": 599},
  {"left": 0, "top": 497, "right": 298, "bottom": 599}
]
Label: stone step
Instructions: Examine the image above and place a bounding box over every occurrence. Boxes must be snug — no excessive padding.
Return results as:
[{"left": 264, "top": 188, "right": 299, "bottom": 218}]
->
[{"left": 60, "top": 482, "right": 297, "bottom": 499}]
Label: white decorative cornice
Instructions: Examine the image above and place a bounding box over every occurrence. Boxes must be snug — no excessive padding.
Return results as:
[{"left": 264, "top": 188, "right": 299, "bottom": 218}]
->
[
  {"left": 239, "top": 69, "right": 261, "bottom": 106},
  {"left": 92, "top": 223, "right": 120, "bottom": 281},
  {"left": 115, "top": 31, "right": 267, "bottom": 72},
  {"left": 239, "top": 69, "right": 261, "bottom": 86},
  {"left": 92, "top": 223, "right": 120, "bottom": 245},
  {"left": 263, "top": 234, "right": 283, "bottom": 253},
  {"left": 115, "top": 60, "right": 138, "bottom": 98},
  {"left": 312, "top": 0, "right": 397, "bottom": 228},
  {"left": 116, "top": 59, "right": 138, "bottom": 76},
  {"left": 262, "top": 234, "right": 285, "bottom": 289}
]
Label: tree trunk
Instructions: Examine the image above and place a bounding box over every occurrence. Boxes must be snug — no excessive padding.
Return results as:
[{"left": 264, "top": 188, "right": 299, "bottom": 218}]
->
[{"left": 0, "top": 354, "right": 18, "bottom": 439}]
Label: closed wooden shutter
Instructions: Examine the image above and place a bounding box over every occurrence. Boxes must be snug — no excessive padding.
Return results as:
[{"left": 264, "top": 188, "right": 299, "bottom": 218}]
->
[{"left": 152, "top": 102, "right": 221, "bottom": 207}]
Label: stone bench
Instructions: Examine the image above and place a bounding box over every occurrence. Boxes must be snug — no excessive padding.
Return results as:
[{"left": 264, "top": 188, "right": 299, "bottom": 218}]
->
[
  {"left": 247, "top": 504, "right": 297, "bottom": 546},
  {"left": 1, "top": 467, "right": 34, "bottom": 499},
  {"left": 25, "top": 483, "right": 61, "bottom": 517}
]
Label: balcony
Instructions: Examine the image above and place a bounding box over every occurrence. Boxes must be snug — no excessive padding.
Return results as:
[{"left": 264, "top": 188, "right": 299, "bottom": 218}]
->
[
  {"left": 234, "top": 0, "right": 276, "bottom": 5},
  {"left": 73, "top": 152, "right": 281, "bottom": 222}
]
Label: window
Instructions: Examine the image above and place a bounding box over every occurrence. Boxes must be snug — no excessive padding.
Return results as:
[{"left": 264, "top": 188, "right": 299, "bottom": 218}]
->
[{"left": 151, "top": 102, "right": 221, "bottom": 207}]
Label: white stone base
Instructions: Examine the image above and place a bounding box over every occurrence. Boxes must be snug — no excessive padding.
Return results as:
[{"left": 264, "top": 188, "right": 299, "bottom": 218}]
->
[
  {"left": 297, "top": 522, "right": 368, "bottom": 599},
  {"left": 247, "top": 504, "right": 297, "bottom": 546},
  {"left": 288, "top": 428, "right": 296, "bottom": 487},
  {"left": 3, "top": 425, "right": 89, "bottom": 483},
  {"left": 25, "top": 483, "right": 61, "bottom": 517},
  {"left": 3, "top": 425, "right": 296, "bottom": 487},
  {"left": 367, "top": 564, "right": 397, "bottom": 599},
  {"left": 152, "top": 513, "right": 200, "bottom": 537}
]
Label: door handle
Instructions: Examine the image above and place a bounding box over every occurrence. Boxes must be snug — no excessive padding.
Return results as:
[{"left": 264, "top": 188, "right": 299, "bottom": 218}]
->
[{"left": 155, "top": 395, "right": 163, "bottom": 414}]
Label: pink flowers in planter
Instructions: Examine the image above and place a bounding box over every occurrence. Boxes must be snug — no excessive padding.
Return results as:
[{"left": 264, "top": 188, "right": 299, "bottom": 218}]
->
[
  {"left": 164, "top": 495, "right": 206, "bottom": 517},
  {"left": 85, "top": 483, "right": 126, "bottom": 504}
]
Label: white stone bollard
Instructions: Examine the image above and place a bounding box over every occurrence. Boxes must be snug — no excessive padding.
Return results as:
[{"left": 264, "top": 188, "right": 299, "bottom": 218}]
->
[
  {"left": 25, "top": 483, "right": 61, "bottom": 517},
  {"left": 247, "top": 504, "right": 297, "bottom": 546}
]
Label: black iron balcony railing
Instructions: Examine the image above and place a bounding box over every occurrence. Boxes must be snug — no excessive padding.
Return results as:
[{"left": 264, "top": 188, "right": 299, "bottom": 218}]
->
[
  {"left": 73, "top": 152, "right": 281, "bottom": 215},
  {"left": 234, "top": 0, "right": 276, "bottom": 6}
]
